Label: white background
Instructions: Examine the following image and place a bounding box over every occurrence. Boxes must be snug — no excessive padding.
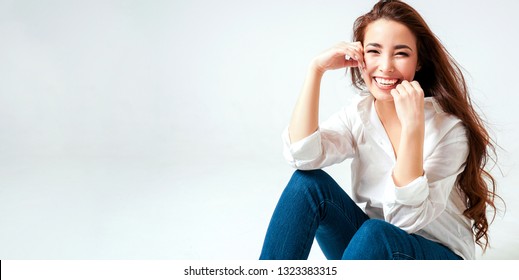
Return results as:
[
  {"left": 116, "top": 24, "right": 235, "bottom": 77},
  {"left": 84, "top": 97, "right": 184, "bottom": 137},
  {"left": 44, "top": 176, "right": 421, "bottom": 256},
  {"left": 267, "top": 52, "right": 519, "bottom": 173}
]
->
[{"left": 1, "top": 0, "right": 518, "bottom": 259}]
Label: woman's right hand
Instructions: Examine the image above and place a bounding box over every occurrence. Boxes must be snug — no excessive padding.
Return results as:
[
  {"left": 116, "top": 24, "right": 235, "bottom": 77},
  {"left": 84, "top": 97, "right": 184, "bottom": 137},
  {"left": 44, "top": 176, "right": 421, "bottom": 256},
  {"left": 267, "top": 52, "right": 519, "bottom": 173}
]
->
[{"left": 311, "top": 41, "right": 366, "bottom": 74}]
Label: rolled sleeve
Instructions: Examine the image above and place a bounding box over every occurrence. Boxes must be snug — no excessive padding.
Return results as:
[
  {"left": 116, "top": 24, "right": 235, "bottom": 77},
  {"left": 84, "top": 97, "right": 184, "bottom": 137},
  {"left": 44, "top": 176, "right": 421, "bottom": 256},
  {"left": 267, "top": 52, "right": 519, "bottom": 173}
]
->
[
  {"left": 282, "top": 127, "right": 323, "bottom": 169},
  {"left": 393, "top": 175, "right": 429, "bottom": 206},
  {"left": 281, "top": 105, "right": 357, "bottom": 170}
]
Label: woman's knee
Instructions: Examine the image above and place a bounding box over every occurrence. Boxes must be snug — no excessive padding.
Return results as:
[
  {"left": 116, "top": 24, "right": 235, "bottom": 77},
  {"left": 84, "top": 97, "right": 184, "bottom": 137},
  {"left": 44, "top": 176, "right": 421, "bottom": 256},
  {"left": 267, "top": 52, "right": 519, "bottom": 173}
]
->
[
  {"left": 285, "top": 169, "right": 333, "bottom": 197},
  {"left": 358, "top": 219, "right": 394, "bottom": 235}
]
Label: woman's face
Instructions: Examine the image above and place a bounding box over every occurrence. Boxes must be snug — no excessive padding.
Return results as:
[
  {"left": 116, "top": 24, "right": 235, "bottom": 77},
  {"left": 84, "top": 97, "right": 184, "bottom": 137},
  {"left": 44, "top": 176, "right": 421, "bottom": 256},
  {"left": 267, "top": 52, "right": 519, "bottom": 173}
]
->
[{"left": 362, "top": 19, "right": 420, "bottom": 102}]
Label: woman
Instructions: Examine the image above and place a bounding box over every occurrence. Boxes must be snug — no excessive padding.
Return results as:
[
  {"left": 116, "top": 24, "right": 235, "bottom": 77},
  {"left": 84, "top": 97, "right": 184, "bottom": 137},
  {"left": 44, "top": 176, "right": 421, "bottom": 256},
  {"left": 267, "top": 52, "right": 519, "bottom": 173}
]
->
[{"left": 260, "top": 0, "right": 498, "bottom": 260}]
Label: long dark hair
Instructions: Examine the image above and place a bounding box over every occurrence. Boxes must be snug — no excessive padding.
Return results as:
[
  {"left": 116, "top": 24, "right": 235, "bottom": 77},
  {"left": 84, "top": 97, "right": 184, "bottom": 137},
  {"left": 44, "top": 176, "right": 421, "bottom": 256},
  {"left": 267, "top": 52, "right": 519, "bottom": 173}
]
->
[{"left": 350, "top": 0, "right": 500, "bottom": 251}]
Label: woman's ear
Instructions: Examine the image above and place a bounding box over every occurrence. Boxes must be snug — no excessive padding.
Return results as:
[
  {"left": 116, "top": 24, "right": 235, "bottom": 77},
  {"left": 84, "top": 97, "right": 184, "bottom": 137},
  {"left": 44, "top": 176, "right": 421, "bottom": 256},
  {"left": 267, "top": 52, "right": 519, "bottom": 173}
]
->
[{"left": 416, "top": 64, "right": 421, "bottom": 72}]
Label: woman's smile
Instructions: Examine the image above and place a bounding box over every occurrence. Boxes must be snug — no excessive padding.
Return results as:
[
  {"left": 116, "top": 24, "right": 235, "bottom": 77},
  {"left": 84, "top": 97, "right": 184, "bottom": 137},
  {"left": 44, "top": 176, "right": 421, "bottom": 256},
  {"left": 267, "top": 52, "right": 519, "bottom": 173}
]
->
[{"left": 373, "top": 76, "right": 401, "bottom": 90}]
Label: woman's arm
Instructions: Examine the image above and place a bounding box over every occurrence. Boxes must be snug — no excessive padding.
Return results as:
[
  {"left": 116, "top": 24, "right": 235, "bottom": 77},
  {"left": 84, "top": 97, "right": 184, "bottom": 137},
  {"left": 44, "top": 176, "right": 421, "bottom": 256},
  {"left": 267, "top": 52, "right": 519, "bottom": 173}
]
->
[
  {"left": 383, "top": 122, "right": 469, "bottom": 232},
  {"left": 288, "top": 64, "right": 323, "bottom": 143},
  {"left": 288, "top": 42, "right": 365, "bottom": 143},
  {"left": 390, "top": 80, "right": 425, "bottom": 186}
]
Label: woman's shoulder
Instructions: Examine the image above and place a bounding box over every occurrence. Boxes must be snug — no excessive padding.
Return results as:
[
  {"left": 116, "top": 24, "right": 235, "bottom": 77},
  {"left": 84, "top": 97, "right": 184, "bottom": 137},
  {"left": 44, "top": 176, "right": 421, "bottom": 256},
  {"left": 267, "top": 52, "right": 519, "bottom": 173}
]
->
[
  {"left": 424, "top": 97, "right": 467, "bottom": 140},
  {"left": 345, "top": 90, "right": 373, "bottom": 111},
  {"left": 425, "top": 97, "right": 462, "bottom": 123}
]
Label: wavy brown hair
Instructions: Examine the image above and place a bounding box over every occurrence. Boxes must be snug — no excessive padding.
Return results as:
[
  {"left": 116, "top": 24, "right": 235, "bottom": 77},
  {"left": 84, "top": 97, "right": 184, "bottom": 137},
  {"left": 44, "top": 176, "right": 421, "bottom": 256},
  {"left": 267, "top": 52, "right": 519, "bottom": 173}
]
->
[{"left": 350, "top": 0, "right": 500, "bottom": 251}]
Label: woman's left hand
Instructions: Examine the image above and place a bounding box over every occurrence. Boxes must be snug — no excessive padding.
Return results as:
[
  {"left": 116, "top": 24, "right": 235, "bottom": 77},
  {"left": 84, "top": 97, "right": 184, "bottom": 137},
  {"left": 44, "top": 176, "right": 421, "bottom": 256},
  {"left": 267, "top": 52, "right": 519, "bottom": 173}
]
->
[
  {"left": 390, "top": 80, "right": 425, "bottom": 187},
  {"left": 390, "top": 80, "right": 425, "bottom": 131}
]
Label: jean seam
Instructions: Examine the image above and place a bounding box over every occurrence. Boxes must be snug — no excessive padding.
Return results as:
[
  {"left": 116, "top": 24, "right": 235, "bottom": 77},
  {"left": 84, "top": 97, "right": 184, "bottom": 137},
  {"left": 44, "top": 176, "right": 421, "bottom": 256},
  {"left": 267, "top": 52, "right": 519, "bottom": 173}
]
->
[
  {"left": 298, "top": 205, "right": 320, "bottom": 259},
  {"left": 319, "top": 199, "right": 361, "bottom": 231}
]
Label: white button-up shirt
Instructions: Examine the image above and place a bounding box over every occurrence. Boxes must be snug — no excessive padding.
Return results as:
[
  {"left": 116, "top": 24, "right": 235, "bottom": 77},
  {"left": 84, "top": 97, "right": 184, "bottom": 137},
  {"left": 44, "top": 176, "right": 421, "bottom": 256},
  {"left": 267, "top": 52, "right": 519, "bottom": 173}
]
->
[{"left": 282, "top": 91, "right": 475, "bottom": 259}]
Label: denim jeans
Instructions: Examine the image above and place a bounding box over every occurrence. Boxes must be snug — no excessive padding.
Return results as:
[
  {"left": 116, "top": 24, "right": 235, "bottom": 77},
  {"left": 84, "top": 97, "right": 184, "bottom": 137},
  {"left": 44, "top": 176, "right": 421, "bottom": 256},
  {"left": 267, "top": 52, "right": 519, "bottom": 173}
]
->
[{"left": 259, "top": 169, "right": 462, "bottom": 260}]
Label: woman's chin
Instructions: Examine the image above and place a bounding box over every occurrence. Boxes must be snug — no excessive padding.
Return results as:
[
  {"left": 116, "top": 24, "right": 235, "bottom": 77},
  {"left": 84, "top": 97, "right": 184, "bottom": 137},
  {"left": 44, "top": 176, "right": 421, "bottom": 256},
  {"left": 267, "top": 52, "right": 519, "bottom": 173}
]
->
[{"left": 368, "top": 86, "right": 394, "bottom": 102}]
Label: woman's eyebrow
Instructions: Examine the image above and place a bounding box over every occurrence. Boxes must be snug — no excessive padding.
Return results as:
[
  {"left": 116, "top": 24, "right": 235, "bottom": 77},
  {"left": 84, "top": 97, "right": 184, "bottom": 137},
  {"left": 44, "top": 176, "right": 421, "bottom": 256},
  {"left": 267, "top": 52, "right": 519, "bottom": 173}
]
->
[
  {"left": 395, "top": 44, "right": 413, "bottom": 52},
  {"left": 365, "top": 43, "right": 382, "bottom": 48},
  {"left": 365, "top": 42, "right": 414, "bottom": 52}
]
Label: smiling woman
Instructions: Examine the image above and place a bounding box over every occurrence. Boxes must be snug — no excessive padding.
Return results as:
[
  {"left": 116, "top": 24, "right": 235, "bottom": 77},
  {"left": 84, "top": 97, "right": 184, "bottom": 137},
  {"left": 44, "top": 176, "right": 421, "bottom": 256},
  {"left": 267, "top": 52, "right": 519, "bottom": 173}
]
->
[
  {"left": 362, "top": 19, "right": 420, "bottom": 101},
  {"left": 259, "top": 0, "right": 500, "bottom": 260}
]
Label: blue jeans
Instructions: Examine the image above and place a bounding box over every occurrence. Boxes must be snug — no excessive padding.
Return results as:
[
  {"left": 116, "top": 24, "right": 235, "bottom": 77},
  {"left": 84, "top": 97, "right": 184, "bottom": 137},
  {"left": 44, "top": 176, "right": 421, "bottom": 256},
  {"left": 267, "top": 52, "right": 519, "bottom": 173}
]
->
[{"left": 260, "top": 170, "right": 462, "bottom": 260}]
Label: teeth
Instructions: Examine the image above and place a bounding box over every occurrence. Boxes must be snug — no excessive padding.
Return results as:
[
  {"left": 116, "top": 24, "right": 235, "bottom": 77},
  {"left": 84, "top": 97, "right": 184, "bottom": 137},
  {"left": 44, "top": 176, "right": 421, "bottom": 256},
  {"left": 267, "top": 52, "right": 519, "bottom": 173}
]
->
[{"left": 375, "top": 77, "right": 398, "bottom": 85}]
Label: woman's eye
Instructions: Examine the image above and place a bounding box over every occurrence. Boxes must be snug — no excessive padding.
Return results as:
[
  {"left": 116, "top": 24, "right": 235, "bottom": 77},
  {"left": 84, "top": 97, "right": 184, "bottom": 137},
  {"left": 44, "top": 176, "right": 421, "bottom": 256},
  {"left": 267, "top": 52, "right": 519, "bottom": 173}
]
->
[
  {"left": 396, "top": 52, "right": 409, "bottom": 57},
  {"left": 366, "top": 50, "right": 379, "bottom": 54}
]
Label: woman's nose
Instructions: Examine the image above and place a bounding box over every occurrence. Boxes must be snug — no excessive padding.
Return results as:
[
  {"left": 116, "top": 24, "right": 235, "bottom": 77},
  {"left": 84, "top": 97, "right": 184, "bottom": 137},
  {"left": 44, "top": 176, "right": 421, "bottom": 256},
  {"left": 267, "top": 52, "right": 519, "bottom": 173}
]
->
[{"left": 378, "top": 56, "right": 395, "bottom": 73}]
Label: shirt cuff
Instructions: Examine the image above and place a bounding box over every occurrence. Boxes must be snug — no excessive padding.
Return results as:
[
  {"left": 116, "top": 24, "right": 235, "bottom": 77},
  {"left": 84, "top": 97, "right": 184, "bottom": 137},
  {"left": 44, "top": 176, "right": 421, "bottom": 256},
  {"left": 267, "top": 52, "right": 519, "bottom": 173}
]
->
[
  {"left": 393, "top": 175, "right": 429, "bottom": 206},
  {"left": 282, "top": 127, "right": 322, "bottom": 161}
]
